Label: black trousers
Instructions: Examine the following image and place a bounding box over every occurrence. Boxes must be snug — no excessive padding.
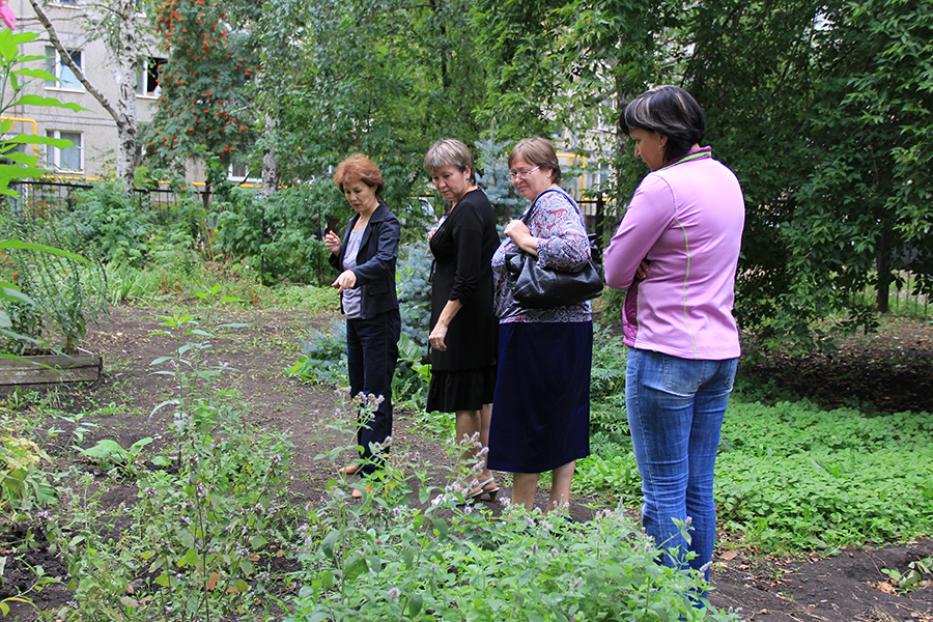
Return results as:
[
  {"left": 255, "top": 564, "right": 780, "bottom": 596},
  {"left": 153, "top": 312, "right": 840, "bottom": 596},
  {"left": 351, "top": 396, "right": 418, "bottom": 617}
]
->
[{"left": 346, "top": 309, "right": 401, "bottom": 475}]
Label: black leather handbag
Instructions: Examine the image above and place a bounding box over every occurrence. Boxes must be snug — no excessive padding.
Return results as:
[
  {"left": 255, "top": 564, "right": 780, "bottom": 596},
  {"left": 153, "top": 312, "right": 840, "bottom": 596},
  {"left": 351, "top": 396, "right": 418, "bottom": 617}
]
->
[{"left": 505, "top": 189, "right": 604, "bottom": 309}]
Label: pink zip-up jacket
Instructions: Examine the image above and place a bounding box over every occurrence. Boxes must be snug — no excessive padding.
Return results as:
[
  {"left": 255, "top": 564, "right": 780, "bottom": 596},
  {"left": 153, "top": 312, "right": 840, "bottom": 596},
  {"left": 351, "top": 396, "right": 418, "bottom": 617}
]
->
[{"left": 604, "top": 147, "right": 744, "bottom": 360}]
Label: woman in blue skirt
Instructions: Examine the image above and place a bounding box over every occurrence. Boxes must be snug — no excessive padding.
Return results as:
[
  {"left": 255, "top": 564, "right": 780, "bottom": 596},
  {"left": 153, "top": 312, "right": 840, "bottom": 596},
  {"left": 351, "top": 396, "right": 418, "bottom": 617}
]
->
[{"left": 487, "top": 137, "right": 593, "bottom": 511}]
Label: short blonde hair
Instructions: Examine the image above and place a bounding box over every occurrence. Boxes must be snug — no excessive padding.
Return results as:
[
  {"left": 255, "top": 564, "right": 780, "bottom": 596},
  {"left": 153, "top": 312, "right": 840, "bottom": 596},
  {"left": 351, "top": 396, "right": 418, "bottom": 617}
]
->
[
  {"left": 424, "top": 138, "right": 475, "bottom": 183},
  {"left": 508, "top": 137, "right": 561, "bottom": 184},
  {"left": 332, "top": 153, "right": 384, "bottom": 195}
]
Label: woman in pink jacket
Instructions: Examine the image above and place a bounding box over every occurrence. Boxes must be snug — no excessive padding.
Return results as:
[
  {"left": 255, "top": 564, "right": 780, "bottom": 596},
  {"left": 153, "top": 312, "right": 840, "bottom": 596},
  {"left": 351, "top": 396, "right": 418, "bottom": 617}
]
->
[{"left": 603, "top": 86, "right": 745, "bottom": 589}]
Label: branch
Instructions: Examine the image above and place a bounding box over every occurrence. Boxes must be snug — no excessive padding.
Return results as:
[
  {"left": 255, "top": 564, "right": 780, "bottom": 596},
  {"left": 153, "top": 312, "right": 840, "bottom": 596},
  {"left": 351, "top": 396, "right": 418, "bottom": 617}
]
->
[{"left": 27, "top": 0, "right": 123, "bottom": 126}]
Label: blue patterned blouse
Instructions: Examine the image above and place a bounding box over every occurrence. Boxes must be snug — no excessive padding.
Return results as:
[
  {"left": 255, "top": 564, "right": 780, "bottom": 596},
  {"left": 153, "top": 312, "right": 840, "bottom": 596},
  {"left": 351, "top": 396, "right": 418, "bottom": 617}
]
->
[{"left": 492, "top": 187, "right": 593, "bottom": 324}]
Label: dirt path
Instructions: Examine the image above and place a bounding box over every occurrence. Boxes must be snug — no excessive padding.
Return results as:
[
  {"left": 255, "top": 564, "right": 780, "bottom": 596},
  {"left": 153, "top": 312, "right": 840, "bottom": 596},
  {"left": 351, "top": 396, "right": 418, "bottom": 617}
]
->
[{"left": 8, "top": 304, "right": 931, "bottom": 620}]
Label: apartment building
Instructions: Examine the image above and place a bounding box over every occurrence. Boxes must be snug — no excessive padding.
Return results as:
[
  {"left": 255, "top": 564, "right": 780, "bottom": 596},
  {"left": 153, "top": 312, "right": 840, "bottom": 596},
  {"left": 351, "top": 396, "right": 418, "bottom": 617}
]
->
[{"left": 6, "top": 0, "right": 161, "bottom": 179}]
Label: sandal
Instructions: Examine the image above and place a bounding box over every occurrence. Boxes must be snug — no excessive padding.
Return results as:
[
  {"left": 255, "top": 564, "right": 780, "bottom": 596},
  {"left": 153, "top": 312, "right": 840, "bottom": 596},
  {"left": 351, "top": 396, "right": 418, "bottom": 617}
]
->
[
  {"left": 351, "top": 484, "right": 372, "bottom": 499},
  {"left": 338, "top": 464, "right": 362, "bottom": 476},
  {"left": 466, "top": 477, "right": 500, "bottom": 502}
]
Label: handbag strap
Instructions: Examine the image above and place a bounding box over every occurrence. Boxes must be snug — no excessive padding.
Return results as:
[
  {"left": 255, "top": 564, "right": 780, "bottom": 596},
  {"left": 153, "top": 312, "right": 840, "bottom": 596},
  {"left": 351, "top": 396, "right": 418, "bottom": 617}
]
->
[{"left": 522, "top": 187, "right": 584, "bottom": 226}]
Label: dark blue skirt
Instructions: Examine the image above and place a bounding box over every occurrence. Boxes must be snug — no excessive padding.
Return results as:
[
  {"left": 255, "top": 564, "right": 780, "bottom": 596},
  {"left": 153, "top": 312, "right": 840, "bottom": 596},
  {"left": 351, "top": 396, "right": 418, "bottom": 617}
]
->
[{"left": 487, "top": 321, "right": 592, "bottom": 473}]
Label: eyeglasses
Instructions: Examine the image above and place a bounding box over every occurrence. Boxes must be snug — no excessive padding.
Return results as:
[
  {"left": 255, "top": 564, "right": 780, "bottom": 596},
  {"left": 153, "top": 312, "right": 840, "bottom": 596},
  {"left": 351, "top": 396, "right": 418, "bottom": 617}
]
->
[{"left": 508, "top": 166, "right": 540, "bottom": 179}]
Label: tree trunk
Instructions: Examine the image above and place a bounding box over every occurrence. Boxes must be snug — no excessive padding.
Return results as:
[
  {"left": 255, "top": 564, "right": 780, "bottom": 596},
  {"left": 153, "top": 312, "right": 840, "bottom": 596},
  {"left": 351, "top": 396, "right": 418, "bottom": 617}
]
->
[
  {"left": 875, "top": 225, "right": 893, "bottom": 313},
  {"left": 261, "top": 114, "right": 279, "bottom": 195},
  {"left": 110, "top": 0, "right": 141, "bottom": 187}
]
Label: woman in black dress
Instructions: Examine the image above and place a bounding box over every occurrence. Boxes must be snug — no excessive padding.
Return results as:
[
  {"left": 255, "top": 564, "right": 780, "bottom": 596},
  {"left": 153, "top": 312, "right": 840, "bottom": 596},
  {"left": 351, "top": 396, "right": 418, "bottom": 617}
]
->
[{"left": 424, "top": 139, "right": 500, "bottom": 500}]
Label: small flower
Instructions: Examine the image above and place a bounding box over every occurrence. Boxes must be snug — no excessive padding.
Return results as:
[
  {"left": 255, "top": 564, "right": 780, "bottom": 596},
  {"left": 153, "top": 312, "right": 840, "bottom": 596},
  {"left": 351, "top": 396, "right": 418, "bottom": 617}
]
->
[{"left": 386, "top": 587, "right": 400, "bottom": 600}]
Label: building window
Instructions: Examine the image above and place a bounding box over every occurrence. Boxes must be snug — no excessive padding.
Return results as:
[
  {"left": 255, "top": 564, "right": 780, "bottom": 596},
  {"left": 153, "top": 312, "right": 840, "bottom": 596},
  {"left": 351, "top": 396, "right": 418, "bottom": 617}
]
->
[
  {"left": 135, "top": 57, "right": 164, "bottom": 97},
  {"left": 45, "top": 46, "right": 83, "bottom": 90},
  {"left": 45, "top": 130, "right": 83, "bottom": 172},
  {"left": 228, "top": 155, "right": 260, "bottom": 184},
  {"left": 51, "top": 0, "right": 79, "bottom": 5}
]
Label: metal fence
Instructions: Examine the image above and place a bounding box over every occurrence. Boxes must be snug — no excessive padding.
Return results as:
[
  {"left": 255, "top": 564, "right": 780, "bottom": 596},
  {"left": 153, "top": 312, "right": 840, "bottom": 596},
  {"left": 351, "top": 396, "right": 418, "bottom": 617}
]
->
[
  {"left": 577, "top": 195, "right": 618, "bottom": 240},
  {"left": 6, "top": 179, "right": 196, "bottom": 216},
  {"left": 850, "top": 272, "right": 930, "bottom": 317}
]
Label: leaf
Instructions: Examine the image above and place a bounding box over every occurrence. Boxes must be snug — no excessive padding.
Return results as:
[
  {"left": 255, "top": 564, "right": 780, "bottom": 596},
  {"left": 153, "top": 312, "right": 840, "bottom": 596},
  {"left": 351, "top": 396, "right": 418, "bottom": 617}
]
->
[
  {"left": 149, "top": 399, "right": 179, "bottom": 418},
  {"left": 128, "top": 437, "right": 153, "bottom": 454},
  {"left": 0, "top": 240, "right": 90, "bottom": 264},
  {"left": 342, "top": 555, "right": 369, "bottom": 582},
  {"left": 13, "top": 68, "right": 56, "bottom": 81},
  {"left": 206, "top": 572, "right": 221, "bottom": 591},
  {"left": 10, "top": 94, "right": 84, "bottom": 112},
  {"left": 176, "top": 548, "right": 198, "bottom": 568},
  {"left": 406, "top": 593, "right": 423, "bottom": 617},
  {"left": 154, "top": 573, "right": 170, "bottom": 588},
  {"left": 2, "top": 134, "right": 73, "bottom": 148},
  {"left": 79, "top": 439, "right": 128, "bottom": 463},
  {"left": 149, "top": 356, "right": 173, "bottom": 366},
  {"left": 321, "top": 530, "right": 339, "bottom": 560},
  {"left": 226, "top": 579, "right": 250, "bottom": 594}
]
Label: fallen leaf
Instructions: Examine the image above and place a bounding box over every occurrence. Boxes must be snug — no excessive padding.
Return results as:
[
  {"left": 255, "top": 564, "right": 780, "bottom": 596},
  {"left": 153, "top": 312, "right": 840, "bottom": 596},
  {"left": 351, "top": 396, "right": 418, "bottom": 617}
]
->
[{"left": 873, "top": 581, "right": 897, "bottom": 595}]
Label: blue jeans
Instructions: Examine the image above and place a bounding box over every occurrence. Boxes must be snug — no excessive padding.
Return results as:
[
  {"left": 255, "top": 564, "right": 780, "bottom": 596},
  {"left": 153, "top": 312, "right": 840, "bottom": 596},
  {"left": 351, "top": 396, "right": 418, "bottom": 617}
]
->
[
  {"left": 625, "top": 348, "right": 738, "bottom": 581},
  {"left": 346, "top": 309, "right": 400, "bottom": 476}
]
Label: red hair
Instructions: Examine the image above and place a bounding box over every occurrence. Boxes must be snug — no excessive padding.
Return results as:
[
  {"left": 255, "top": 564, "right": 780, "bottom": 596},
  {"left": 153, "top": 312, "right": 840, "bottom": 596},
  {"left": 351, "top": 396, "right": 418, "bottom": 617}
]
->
[{"left": 332, "top": 153, "right": 384, "bottom": 196}]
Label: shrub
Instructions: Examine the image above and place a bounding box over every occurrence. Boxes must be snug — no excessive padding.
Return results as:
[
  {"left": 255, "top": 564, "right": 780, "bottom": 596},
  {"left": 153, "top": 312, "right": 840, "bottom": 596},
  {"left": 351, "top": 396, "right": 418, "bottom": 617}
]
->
[
  {"left": 216, "top": 183, "right": 344, "bottom": 285},
  {"left": 53, "top": 182, "right": 206, "bottom": 268},
  {"left": 286, "top": 410, "right": 736, "bottom": 622}
]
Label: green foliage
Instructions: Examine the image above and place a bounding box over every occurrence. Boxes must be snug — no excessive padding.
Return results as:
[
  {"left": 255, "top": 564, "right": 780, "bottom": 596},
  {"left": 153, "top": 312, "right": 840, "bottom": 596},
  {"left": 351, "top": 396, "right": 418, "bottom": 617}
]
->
[
  {"left": 283, "top": 395, "right": 734, "bottom": 622},
  {"left": 881, "top": 556, "right": 932, "bottom": 594},
  {"left": 288, "top": 319, "right": 348, "bottom": 387},
  {"left": 76, "top": 437, "right": 153, "bottom": 473},
  {"left": 1, "top": 216, "right": 107, "bottom": 353},
  {"left": 0, "top": 29, "right": 80, "bottom": 199},
  {"left": 249, "top": 0, "right": 486, "bottom": 210},
  {"left": 0, "top": 426, "right": 54, "bottom": 515},
  {"left": 578, "top": 396, "right": 933, "bottom": 554},
  {"left": 147, "top": 0, "right": 254, "bottom": 183},
  {"left": 51, "top": 182, "right": 206, "bottom": 269},
  {"left": 216, "top": 184, "right": 343, "bottom": 285},
  {"left": 45, "top": 308, "right": 296, "bottom": 620},
  {"left": 397, "top": 242, "right": 434, "bottom": 350}
]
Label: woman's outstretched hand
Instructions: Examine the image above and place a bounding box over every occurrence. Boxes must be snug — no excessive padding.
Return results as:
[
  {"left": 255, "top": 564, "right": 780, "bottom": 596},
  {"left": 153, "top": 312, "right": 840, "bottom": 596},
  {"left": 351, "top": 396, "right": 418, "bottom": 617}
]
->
[{"left": 331, "top": 269, "right": 357, "bottom": 292}]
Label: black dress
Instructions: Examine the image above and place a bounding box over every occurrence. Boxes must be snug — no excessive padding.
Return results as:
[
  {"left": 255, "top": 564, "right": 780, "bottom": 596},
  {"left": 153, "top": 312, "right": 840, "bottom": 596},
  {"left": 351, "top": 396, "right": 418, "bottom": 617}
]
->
[{"left": 426, "top": 188, "right": 499, "bottom": 412}]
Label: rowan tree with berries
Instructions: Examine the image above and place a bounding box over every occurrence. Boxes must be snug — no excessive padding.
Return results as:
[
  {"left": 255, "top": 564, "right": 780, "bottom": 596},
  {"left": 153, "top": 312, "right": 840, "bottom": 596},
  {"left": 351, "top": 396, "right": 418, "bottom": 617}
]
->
[{"left": 146, "top": 0, "right": 255, "bottom": 207}]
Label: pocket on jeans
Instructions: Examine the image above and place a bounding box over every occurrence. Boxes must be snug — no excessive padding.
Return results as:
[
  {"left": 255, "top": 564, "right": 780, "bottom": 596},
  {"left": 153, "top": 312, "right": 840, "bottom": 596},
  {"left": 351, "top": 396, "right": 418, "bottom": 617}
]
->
[{"left": 641, "top": 351, "right": 704, "bottom": 397}]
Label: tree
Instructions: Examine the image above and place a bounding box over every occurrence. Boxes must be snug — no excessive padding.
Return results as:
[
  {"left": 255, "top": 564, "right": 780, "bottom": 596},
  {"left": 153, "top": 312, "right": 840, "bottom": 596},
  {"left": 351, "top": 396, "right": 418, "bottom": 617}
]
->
[
  {"left": 146, "top": 0, "right": 255, "bottom": 207},
  {"left": 787, "top": 0, "right": 932, "bottom": 321},
  {"left": 473, "top": 0, "right": 683, "bottom": 202},
  {"left": 248, "top": 0, "right": 487, "bottom": 211},
  {"left": 28, "top": 0, "right": 145, "bottom": 186}
]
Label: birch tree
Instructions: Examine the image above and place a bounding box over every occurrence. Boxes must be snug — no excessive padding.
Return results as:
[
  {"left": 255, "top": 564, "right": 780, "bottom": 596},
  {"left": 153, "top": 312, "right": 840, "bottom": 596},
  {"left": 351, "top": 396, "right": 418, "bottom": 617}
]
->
[{"left": 28, "top": 0, "right": 146, "bottom": 186}]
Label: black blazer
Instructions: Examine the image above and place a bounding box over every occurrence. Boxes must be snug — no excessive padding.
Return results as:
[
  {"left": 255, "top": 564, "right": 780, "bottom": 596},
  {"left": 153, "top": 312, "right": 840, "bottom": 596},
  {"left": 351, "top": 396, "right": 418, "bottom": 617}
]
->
[{"left": 329, "top": 201, "right": 400, "bottom": 319}]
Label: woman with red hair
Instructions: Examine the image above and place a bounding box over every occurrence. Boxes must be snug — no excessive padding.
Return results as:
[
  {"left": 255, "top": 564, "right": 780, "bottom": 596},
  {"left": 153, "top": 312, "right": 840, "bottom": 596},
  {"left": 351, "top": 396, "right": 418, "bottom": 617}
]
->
[{"left": 324, "top": 154, "right": 401, "bottom": 497}]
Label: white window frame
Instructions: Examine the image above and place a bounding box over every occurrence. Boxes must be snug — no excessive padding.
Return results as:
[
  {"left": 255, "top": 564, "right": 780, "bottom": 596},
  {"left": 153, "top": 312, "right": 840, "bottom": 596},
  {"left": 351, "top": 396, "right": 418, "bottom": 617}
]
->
[
  {"left": 135, "top": 57, "right": 164, "bottom": 98},
  {"left": 228, "top": 157, "right": 261, "bottom": 185},
  {"left": 45, "top": 130, "right": 84, "bottom": 173},
  {"left": 45, "top": 46, "right": 85, "bottom": 92}
]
